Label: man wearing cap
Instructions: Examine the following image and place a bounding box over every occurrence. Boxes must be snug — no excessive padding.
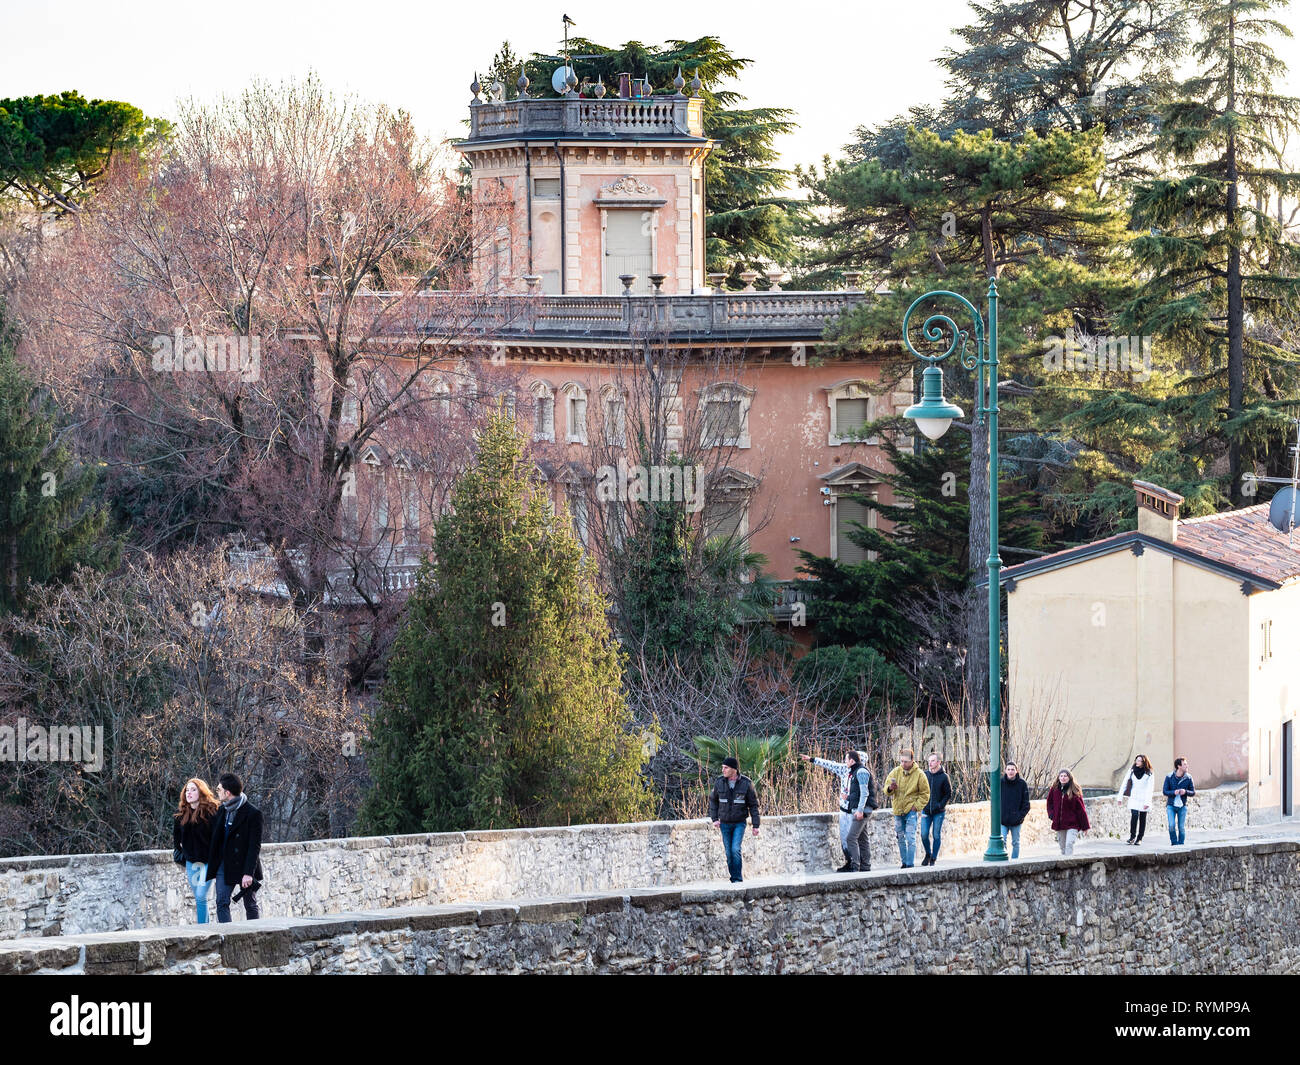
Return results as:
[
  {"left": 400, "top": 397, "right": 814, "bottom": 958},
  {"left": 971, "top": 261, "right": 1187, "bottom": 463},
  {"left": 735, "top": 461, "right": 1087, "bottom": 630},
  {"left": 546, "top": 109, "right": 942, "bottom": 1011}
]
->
[{"left": 709, "top": 757, "right": 761, "bottom": 883}]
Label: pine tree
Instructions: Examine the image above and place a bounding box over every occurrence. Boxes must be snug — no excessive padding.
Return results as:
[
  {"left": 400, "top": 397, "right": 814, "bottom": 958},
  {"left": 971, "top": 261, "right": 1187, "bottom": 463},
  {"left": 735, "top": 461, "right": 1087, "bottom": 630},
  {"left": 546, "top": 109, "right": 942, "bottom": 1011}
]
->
[
  {"left": 796, "top": 431, "right": 1044, "bottom": 663},
  {"left": 799, "top": 124, "right": 1128, "bottom": 714},
  {"left": 1113, "top": 0, "right": 1300, "bottom": 505},
  {"left": 0, "top": 314, "right": 118, "bottom": 615},
  {"left": 357, "top": 412, "right": 654, "bottom": 833}
]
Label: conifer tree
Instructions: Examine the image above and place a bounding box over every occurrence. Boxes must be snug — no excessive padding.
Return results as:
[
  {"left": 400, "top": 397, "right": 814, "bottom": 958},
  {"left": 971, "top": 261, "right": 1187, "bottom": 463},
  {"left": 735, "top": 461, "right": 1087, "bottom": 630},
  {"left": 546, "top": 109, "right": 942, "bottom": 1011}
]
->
[
  {"left": 796, "top": 431, "right": 1043, "bottom": 664},
  {"left": 799, "top": 124, "right": 1127, "bottom": 713},
  {"left": 0, "top": 315, "right": 118, "bottom": 615},
  {"left": 1109, "top": 0, "right": 1300, "bottom": 505},
  {"left": 357, "top": 412, "right": 654, "bottom": 833}
]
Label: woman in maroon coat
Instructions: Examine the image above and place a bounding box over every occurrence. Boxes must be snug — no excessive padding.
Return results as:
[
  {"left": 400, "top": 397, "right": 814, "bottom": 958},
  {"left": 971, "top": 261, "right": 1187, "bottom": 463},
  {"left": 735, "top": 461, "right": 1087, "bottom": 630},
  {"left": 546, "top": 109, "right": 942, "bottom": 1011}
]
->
[{"left": 1046, "top": 769, "right": 1090, "bottom": 855}]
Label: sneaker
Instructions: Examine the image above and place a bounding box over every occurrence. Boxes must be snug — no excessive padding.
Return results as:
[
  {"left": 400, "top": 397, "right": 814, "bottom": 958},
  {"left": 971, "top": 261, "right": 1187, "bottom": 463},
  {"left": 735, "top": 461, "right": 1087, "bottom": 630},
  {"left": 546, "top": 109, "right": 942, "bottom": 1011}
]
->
[{"left": 1125, "top": 838, "right": 1135, "bottom": 845}]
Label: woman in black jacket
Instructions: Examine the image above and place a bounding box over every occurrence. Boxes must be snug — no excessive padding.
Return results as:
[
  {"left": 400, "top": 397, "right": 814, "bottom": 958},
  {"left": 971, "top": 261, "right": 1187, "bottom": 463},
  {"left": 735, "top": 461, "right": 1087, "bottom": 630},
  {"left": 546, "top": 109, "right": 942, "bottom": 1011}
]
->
[{"left": 173, "top": 778, "right": 219, "bottom": 923}]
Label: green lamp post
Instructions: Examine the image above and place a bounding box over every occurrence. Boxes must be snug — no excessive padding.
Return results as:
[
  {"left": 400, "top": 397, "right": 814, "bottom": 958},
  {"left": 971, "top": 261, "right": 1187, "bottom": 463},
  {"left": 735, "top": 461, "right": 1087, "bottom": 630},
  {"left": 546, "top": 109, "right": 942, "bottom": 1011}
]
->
[{"left": 901, "top": 278, "right": 1008, "bottom": 862}]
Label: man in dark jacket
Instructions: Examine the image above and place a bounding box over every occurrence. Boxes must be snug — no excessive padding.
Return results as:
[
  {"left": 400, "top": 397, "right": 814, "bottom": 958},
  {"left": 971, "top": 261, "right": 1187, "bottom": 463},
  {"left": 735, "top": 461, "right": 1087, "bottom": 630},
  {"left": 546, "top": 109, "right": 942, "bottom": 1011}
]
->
[
  {"left": 1163, "top": 757, "right": 1196, "bottom": 845},
  {"left": 999, "top": 761, "right": 1031, "bottom": 859},
  {"left": 206, "top": 772, "right": 264, "bottom": 922},
  {"left": 920, "top": 753, "right": 951, "bottom": 866},
  {"left": 709, "top": 757, "right": 760, "bottom": 883}
]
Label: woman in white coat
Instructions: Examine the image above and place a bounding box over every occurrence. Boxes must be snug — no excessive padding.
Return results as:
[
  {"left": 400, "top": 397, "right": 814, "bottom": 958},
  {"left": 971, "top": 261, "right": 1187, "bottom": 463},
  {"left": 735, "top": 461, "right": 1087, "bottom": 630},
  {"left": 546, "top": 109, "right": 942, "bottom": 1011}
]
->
[{"left": 1117, "top": 754, "right": 1155, "bottom": 845}]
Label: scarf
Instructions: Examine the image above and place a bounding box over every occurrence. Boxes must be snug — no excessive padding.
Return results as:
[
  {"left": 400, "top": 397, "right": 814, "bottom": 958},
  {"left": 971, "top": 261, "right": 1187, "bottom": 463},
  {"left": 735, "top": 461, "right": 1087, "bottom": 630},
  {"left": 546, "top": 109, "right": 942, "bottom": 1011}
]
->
[
  {"left": 222, "top": 793, "right": 246, "bottom": 827},
  {"left": 1132, "top": 765, "right": 1148, "bottom": 779}
]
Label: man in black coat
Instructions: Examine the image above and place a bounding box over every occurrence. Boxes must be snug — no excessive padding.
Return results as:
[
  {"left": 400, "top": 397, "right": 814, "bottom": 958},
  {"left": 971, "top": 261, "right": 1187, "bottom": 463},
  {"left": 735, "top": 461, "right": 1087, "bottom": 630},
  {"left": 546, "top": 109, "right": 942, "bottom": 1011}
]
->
[
  {"left": 206, "top": 772, "right": 264, "bottom": 922},
  {"left": 999, "top": 761, "right": 1032, "bottom": 859}
]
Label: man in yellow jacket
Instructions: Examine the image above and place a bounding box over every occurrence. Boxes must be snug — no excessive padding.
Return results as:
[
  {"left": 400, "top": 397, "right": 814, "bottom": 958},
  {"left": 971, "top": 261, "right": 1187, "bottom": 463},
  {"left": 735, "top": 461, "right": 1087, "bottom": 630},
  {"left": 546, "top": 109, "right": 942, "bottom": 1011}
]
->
[{"left": 884, "top": 748, "right": 930, "bottom": 868}]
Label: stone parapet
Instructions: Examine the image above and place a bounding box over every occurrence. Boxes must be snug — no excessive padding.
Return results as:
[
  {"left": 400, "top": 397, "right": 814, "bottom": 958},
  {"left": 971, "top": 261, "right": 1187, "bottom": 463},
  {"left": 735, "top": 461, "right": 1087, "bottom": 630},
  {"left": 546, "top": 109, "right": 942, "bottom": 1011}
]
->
[
  {"left": 0, "top": 785, "right": 1246, "bottom": 939},
  {"left": 1, "top": 835, "right": 1292, "bottom": 975}
]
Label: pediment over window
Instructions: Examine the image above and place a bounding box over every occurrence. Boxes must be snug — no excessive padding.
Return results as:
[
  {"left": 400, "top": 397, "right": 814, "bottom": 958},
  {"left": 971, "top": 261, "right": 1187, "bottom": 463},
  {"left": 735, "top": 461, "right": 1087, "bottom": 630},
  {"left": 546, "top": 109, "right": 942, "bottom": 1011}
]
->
[
  {"left": 361, "top": 444, "right": 390, "bottom": 467},
  {"left": 552, "top": 461, "right": 591, "bottom": 486},
  {"left": 708, "top": 466, "right": 760, "bottom": 493},
  {"left": 819, "top": 462, "right": 881, "bottom": 487}
]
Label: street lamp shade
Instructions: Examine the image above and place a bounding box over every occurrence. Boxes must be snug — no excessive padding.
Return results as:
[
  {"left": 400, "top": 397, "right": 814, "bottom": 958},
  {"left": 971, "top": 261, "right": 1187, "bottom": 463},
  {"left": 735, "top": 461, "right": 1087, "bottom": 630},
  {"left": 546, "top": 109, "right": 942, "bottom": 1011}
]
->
[{"left": 903, "top": 364, "right": 964, "bottom": 440}]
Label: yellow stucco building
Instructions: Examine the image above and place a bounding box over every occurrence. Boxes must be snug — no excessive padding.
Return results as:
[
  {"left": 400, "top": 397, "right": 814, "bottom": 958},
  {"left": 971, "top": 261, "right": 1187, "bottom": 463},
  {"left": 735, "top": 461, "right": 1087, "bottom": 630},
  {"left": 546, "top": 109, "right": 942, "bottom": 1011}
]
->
[{"left": 1004, "top": 481, "right": 1297, "bottom": 824}]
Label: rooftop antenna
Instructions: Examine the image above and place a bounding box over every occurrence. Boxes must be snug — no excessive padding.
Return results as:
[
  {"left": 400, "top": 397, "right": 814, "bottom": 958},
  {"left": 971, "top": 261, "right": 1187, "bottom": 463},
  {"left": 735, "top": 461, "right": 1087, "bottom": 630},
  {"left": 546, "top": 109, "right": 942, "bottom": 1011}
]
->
[
  {"left": 1259, "top": 417, "right": 1300, "bottom": 545},
  {"left": 563, "top": 14, "right": 575, "bottom": 75}
]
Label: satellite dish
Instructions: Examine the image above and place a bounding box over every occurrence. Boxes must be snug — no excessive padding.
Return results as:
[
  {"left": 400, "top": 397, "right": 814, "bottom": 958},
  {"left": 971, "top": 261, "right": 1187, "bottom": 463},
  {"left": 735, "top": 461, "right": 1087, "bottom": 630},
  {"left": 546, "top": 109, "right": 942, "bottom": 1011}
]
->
[
  {"left": 552, "top": 65, "right": 576, "bottom": 94},
  {"left": 1269, "top": 485, "right": 1298, "bottom": 532}
]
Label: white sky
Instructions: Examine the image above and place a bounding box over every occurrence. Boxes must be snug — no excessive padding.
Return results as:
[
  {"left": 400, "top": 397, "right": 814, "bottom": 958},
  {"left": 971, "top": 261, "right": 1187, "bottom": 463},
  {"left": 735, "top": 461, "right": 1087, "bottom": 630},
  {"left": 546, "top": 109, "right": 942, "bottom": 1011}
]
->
[{"left": 4, "top": 0, "right": 1300, "bottom": 173}]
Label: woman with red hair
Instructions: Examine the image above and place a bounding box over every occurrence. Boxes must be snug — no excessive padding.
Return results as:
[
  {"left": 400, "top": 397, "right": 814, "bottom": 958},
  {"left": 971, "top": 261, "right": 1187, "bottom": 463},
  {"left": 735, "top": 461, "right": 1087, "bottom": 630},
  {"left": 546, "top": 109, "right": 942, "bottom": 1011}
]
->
[{"left": 172, "top": 779, "right": 219, "bottom": 923}]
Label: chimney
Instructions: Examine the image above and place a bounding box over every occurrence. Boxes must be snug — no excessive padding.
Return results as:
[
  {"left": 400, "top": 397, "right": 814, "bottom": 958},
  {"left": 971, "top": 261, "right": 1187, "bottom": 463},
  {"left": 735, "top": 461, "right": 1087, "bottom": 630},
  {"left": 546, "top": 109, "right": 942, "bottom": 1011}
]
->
[
  {"left": 617, "top": 72, "right": 632, "bottom": 99},
  {"left": 1133, "top": 480, "right": 1184, "bottom": 543}
]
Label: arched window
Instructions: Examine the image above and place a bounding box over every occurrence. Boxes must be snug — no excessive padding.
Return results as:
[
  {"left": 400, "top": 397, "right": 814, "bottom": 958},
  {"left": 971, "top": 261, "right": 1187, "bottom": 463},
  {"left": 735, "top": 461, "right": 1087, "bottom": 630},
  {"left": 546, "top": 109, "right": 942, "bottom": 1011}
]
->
[
  {"left": 698, "top": 383, "right": 754, "bottom": 449},
  {"left": 824, "top": 380, "right": 877, "bottom": 446},
  {"left": 600, "top": 384, "right": 626, "bottom": 447},
  {"left": 561, "top": 382, "right": 588, "bottom": 445},
  {"left": 531, "top": 381, "right": 556, "bottom": 442}
]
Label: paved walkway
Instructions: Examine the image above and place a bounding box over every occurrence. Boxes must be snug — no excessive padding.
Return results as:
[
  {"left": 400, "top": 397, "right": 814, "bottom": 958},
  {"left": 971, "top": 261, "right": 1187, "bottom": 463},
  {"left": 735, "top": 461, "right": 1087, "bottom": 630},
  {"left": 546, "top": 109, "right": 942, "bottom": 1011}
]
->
[{"left": 675, "top": 818, "right": 1300, "bottom": 893}]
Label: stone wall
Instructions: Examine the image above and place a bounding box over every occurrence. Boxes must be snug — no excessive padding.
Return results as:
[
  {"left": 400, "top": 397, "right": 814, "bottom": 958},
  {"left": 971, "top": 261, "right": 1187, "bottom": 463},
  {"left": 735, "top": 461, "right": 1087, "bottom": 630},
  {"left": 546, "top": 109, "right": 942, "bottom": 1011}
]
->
[
  {"left": 0, "top": 785, "right": 1246, "bottom": 939},
  {"left": 1, "top": 836, "right": 1293, "bottom": 975}
]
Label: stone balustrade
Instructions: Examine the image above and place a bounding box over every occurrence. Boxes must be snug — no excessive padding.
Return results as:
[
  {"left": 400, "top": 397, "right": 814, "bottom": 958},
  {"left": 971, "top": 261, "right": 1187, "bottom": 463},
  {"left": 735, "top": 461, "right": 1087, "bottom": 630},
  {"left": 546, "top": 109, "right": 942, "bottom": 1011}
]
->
[
  {"left": 467, "top": 96, "right": 706, "bottom": 141},
  {"left": 0, "top": 786, "right": 1245, "bottom": 940},
  {"left": 374, "top": 290, "right": 867, "bottom": 343}
]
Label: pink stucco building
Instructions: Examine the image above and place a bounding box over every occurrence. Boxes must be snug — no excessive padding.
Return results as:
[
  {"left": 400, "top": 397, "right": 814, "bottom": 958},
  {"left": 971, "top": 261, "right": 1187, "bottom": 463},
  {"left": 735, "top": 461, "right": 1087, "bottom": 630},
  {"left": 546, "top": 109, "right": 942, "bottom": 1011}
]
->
[{"left": 317, "top": 69, "right": 908, "bottom": 618}]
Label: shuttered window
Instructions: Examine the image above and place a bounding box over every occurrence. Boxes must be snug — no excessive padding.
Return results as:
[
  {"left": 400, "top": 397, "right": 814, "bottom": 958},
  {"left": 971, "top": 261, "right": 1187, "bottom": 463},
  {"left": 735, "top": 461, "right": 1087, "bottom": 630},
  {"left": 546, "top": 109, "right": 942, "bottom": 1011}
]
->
[
  {"left": 704, "top": 498, "right": 746, "bottom": 545},
  {"left": 704, "top": 400, "right": 742, "bottom": 446},
  {"left": 836, "top": 397, "right": 869, "bottom": 436},
  {"left": 836, "top": 496, "right": 872, "bottom": 565}
]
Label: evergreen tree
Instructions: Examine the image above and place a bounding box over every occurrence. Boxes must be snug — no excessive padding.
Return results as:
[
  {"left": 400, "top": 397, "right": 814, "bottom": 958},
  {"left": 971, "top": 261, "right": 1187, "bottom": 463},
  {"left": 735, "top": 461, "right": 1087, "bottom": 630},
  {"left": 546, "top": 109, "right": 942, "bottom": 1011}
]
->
[
  {"left": 0, "top": 91, "right": 170, "bottom": 216},
  {"left": 357, "top": 413, "right": 654, "bottom": 833},
  {"left": 504, "top": 36, "right": 800, "bottom": 278},
  {"left": 796, "top": 431, "right": 1044, "bottom": 663},
  {"left": 0, "top": 314, "right": 118, "bottom": 615},
  {"left": 798, "top": 124, "right": 1126, "bottom": 712},
  {"left": 841, "top": 2, "right": 1186, "bottom": 184},
  {"left": 1106, "top": 0, "right": 1300, "bottom": 505}
]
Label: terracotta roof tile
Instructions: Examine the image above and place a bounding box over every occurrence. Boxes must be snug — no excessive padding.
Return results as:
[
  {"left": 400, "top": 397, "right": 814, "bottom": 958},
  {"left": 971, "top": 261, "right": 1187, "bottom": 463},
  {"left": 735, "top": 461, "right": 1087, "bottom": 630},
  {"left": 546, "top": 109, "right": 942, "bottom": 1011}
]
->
[
  {"left": 1002, "top": 503, "right": 1300, "bottom": 586},
  {"left": 1175, "top": 504, "right": 1300, "bottom": 584}
]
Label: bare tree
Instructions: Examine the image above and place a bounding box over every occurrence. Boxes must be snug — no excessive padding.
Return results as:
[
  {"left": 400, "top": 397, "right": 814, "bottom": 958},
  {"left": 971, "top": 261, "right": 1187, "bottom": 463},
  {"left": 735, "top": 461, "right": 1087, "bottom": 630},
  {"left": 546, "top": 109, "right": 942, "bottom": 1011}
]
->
[
  {"left": 0, "top": 546, "right": 366, "bottom": 856},
  {"left": 14, "top": 76, "right": 512, "bottom": 685}
]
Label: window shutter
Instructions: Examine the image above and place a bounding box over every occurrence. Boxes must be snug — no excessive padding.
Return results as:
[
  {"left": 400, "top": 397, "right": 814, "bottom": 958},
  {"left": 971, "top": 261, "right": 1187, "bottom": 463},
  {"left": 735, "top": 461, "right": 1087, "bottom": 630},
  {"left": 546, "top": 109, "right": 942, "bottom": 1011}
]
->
[{"left": 836, "top": 496, "right": 872, "bottom": 564}]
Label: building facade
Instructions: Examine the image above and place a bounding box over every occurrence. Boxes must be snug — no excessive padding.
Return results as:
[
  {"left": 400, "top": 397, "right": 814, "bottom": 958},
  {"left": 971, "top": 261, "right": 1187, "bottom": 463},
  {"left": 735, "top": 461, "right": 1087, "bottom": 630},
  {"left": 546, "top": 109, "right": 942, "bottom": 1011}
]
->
[{"left": 1004, "top": 481, "right": 1298, "bottom": 823}]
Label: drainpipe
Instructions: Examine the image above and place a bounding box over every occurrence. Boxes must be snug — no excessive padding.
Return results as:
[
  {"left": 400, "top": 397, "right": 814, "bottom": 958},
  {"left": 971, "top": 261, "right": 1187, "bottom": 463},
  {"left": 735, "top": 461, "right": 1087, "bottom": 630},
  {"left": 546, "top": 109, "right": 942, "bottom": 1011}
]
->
[
  {"left": 552, "top": 142, "right": 566, "bottom": 294},
  {"left": 524, "top": 148, "right": 534, "bottom": 276}
]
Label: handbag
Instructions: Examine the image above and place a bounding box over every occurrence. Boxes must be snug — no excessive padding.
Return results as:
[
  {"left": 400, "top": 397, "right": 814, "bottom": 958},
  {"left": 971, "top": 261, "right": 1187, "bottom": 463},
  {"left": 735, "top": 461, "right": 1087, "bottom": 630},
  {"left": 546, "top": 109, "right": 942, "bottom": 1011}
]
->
[{"left": 1122, "top": 776, "right": 1133, "bottom": 798}]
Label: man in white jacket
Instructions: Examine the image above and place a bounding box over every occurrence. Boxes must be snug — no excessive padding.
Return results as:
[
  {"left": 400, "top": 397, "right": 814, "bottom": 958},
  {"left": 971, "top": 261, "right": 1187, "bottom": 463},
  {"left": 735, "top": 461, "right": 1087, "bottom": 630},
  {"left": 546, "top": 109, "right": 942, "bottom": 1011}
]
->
[
  {"left": 1117, "top": 754, "right": 1155, "bottom": 845},
  {"left": 802, "top": 749, "right": 873, "bottom": 872}
]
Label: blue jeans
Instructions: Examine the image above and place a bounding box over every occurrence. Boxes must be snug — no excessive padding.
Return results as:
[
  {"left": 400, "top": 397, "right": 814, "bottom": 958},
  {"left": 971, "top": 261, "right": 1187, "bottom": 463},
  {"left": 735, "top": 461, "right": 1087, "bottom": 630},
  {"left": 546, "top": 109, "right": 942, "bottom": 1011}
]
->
[
  {"left": 719, "top": 822, "right": 746, "bottom": 882},
  {"left": 1001, "top": 823, "right": 1022, "bottom": 859},
  {"left": 184, "top": 860, "right": 212, "bottom": 923},
  {"left": 212, "top": 863, "right": 261, "bottom": 923},
  {"left": 919, "top": 811, "right": 945, "bottom": 861},
  {"left": 894, "top": 810, "right": 918, "bottom": 866},
  {"left": 1166, "top": 804, "right": 1188, "bottom": 845}
]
